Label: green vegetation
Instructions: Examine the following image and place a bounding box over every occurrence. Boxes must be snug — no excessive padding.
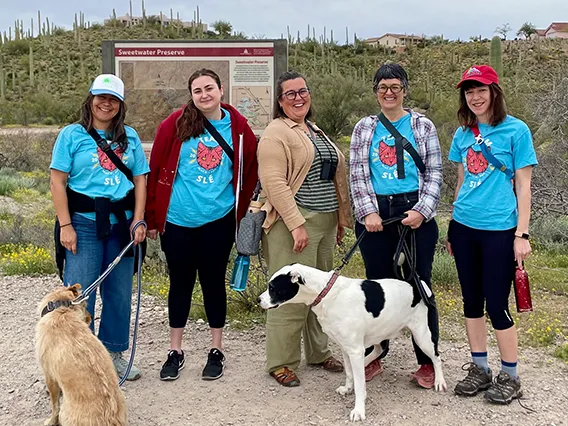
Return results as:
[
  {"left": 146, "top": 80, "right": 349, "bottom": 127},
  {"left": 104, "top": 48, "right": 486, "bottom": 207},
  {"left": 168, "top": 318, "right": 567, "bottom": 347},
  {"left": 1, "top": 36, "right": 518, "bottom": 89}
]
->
[{"left": 0, "top": 11, "right": 566, "bottom": 359}]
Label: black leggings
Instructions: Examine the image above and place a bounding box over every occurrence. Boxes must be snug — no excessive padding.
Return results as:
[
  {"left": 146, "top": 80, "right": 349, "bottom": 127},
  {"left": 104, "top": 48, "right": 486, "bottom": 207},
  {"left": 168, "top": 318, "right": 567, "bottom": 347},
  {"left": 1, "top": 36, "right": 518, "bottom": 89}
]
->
[
  {"left": 356, "top": 192, "right": 440, "bottom": 365},
  {"left": 448, "top": 219, "right": 515, "bottom": 330},
  {"left": 160, "top": 211, "right": 235, "bottom": 329}
]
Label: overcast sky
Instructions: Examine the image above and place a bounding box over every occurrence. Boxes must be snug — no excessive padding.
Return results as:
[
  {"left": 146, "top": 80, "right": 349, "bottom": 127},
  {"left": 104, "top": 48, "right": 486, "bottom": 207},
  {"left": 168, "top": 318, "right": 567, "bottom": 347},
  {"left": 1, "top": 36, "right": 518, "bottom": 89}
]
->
[{"left": 2, "top": 0, "right": 567, "bottom": 42}]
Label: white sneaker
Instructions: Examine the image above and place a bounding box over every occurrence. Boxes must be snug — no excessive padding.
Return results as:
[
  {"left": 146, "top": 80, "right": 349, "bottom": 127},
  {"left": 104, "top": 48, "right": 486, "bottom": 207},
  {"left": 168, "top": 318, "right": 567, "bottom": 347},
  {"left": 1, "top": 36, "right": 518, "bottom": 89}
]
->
[{"left": 110, "top": 351, "right": 142, "bottom": 381}]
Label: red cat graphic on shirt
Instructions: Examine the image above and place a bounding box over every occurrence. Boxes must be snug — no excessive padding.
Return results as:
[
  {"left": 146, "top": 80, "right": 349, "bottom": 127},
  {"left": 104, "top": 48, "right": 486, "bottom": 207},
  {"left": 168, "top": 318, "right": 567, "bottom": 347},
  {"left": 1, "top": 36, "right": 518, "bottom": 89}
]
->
[
  {"left": 197, "top": 142, "right": 223, "bottom": 171},
  {"left": 379, "top": 141, "right": 396, "bottom": 167},
  {"left": 466, "top": 147, "right": 488, "bottom": 175},
  {"left": 97, "top": 147, "right": 124, "bottom": 172}
]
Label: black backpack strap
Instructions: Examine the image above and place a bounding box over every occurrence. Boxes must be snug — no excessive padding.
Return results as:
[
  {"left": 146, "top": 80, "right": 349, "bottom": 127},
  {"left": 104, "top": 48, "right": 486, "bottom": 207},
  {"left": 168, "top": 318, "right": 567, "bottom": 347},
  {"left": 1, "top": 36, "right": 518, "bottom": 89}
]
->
[
  {"left": 83, "top": 125, "right": 134, "bottom": 183},
  {"left": 378, "top": 113, "right": 426, "bottom": 176},
  {"left": 203, "top": 119, "right": 234, "bottom": 163}
]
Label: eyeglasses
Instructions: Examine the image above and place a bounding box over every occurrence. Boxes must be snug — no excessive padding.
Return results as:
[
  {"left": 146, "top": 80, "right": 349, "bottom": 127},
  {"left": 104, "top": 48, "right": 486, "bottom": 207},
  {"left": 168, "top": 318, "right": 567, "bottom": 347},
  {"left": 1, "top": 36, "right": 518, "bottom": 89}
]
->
[
  {"left": 376, "top": 84, "right": 404, "bottom": 94},
  {"left": 282, "top": 88, "right": 310, "bottom": 101}
]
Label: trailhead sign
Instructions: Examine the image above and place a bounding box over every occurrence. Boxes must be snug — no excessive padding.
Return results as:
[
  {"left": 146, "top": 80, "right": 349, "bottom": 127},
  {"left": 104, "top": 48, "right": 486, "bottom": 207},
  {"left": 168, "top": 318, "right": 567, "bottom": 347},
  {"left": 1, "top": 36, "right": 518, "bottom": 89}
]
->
[{"left": 102, "top": 40, "right": 288, "bottom": 145}]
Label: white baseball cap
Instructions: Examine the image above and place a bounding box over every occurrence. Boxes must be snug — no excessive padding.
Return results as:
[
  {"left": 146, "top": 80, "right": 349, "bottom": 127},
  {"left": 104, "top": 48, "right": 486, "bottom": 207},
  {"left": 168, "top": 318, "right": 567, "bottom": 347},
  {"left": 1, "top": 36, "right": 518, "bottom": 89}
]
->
[{"left": 90, "top": 74, "right": 125, "bottom": 101}]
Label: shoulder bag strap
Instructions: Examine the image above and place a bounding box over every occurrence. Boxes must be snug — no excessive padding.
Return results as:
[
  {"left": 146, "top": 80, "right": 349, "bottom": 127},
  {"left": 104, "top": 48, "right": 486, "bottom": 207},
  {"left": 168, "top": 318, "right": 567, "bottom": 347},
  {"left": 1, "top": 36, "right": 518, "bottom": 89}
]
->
[
  {"left": 83, "top": 125, "right": 134, "bottom": 183},
  {"left": 378, "top": 113, "right": 426, "bottom": 177},
  {"left": 470, "top": 124, "right": 514, "bottom": 179},
  {"left": 203, "top": 119, "right": 234, "bottom": 164}
]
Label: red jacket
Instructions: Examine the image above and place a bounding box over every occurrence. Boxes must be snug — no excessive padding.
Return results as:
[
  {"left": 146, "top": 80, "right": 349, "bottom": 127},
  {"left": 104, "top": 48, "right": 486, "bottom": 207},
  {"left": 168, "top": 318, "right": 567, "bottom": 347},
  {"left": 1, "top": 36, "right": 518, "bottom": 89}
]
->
[{"left": 145, "top": 103, "right": 259, "bottom": 233}]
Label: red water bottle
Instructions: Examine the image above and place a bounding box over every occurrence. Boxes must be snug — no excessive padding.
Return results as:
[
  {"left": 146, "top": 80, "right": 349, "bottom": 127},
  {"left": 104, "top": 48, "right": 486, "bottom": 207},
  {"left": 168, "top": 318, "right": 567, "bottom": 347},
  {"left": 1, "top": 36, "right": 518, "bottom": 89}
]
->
[{"left": 514, "top": 265, "right": 533, "bottom": 313}]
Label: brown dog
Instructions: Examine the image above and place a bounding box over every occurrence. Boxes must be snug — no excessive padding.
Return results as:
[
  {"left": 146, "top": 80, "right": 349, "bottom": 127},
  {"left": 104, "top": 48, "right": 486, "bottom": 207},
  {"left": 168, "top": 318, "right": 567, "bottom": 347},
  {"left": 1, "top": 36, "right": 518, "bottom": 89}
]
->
[{"left": 35, "top": 284, "right": 127, "bottom": 426}]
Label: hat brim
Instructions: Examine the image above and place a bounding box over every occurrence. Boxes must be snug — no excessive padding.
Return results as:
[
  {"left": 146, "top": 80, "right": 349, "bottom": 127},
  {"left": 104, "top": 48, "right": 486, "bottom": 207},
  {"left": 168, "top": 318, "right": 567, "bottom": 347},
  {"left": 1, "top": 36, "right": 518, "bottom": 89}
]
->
[
  {"left": 90, "top": 89, "right": 124, "bottom": 101},
  {"left": 456, "top": 76, "right": 495, "bottom": 88}
]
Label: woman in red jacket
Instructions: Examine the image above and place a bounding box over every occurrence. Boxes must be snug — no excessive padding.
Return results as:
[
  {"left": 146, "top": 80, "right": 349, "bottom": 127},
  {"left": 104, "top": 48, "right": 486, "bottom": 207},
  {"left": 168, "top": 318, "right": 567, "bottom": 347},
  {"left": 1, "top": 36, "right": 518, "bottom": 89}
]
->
[{"left": 146, "top": 68, "right": 258, "bottom": 381}]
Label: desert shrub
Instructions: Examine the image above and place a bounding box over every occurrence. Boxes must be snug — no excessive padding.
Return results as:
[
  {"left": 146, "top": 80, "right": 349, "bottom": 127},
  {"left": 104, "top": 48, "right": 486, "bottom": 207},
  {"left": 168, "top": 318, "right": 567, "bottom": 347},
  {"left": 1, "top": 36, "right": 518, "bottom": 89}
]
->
[
  {"left": 0, "top": 130, "right": 58, "bottom": 172},
  {"left": 0, "top": 169, "right": 36, "bottom": 196},
  {"left": 0, "top": 244, "right": 56, "bottom": 275}
]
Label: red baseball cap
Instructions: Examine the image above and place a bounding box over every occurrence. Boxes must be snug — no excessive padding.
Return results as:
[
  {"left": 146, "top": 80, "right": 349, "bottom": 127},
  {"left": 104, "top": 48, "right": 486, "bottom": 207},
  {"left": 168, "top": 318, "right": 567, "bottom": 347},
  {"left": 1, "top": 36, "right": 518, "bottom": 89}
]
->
[{"left": 456, "top": 65, "right": 499, "bottom": 88}]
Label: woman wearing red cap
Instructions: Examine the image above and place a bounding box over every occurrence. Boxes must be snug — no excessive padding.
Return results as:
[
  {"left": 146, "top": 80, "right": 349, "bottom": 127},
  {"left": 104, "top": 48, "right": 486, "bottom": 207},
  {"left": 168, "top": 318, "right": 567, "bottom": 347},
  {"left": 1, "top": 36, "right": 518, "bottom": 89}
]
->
[{"left": 447, "top": 65, "right": 537, "bottom": 404}]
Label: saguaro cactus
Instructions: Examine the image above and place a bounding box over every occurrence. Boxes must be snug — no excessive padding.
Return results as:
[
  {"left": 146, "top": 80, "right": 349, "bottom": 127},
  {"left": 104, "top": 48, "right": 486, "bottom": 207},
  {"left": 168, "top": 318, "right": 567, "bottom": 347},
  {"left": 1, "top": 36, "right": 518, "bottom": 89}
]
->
[
  {"left": 490, "top": 36, "right": 503, "bottom": 78},
  {"left": 29, "top": 44, "right": 34, "bottom": 86}
]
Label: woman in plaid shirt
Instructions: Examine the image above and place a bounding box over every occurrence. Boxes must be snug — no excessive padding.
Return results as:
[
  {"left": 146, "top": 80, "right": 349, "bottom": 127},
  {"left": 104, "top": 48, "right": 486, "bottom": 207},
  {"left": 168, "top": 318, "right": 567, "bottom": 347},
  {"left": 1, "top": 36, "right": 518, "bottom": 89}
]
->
[{"left": 349, "top": 63, "right": 443, "bottom": 389}]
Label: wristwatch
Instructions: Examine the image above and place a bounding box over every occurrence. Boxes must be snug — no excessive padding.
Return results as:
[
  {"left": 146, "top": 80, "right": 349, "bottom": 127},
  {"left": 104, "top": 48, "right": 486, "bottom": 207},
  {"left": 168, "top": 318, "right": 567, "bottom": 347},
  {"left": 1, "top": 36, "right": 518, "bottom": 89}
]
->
[{"left": 515, "top": 232, "right": 530, "bottom": 240}]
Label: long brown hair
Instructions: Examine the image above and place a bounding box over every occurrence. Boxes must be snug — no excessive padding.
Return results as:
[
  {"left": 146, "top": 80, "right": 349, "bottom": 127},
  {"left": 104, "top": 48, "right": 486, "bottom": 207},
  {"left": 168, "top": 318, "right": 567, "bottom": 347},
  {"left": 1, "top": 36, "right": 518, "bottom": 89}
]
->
[
  {"left": 457, "top": 81, "right": 507, "bottom": 128},
  {"left": 273, "top": 71, "right": 313, "bottom": 120},
  {"left": 79, "top": 94, "right": 128, "bottom": 151},
  {"left": 176, "top": 68, "right": 222, "bottom": 141}
]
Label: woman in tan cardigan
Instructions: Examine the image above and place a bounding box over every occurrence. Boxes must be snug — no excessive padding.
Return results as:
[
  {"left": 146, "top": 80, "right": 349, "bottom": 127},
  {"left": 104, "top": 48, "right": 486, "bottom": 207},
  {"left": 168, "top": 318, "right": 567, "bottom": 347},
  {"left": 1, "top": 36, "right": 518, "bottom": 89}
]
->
[{"left": 258, "top": 71, "right": 352, "bottom": 387}]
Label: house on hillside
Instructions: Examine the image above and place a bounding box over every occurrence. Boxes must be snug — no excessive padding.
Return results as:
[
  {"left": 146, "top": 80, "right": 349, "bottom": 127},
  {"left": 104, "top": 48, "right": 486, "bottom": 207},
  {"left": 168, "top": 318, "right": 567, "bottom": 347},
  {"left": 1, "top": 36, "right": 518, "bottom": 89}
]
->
[
  {"left": 532, "top": 22, "right": 568, "bottom": 39},
  {"left": 364, "top": 33, "right": 424, "bottom": 49}
]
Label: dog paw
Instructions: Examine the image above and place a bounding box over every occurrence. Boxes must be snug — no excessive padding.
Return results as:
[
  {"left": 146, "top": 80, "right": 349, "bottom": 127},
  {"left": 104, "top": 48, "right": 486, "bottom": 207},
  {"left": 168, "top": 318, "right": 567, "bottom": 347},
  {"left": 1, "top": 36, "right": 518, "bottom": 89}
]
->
[
  {"left": 335, "top": 385, "right": 353, "bottom": 395},
  {"left": 44, "top": 418, "right": 59, "bottom": 426},
  {"left": 349, "top": 408, "right": 365, "bottom": 422},
  {"left": 435, "top": 378, "right": 447, "bottom": 393}
]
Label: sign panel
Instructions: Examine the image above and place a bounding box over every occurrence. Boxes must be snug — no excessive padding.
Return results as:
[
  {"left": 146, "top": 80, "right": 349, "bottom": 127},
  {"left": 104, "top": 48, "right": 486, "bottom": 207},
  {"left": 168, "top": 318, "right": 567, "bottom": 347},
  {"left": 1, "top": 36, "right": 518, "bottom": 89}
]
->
[{"left": 102, "top": 40, "right": 288, "bottom": 143}]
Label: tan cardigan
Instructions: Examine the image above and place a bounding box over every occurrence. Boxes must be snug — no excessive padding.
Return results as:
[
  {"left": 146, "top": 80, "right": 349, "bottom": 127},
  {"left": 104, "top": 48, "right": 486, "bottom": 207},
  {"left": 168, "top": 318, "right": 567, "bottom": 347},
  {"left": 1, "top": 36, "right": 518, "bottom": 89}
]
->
[{"left": 258, "top": 117, "right": 352, "bottom": 232}]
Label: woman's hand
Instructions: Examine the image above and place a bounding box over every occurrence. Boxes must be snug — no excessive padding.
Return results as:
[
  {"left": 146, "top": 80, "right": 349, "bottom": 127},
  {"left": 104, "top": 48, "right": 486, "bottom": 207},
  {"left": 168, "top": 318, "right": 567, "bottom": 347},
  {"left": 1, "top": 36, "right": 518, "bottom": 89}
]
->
[
  {"left": 364, "top": 213, "right": 383, "bottom": 232},
  {"left": 291, "top": 225, "right": 309, "bottom": 253},
  {"left": 130, "top": 220, "right": 146, "bottom": 245},
  {"left": 336, "top": 225, "right": 345, "bottom": 246},
  {"left": 514, "top": 237, "right": 532, "bottom": 267},
  {"left": 402, "top": 210, "right": 425, "bottom": 229},
  {"left": 445, "top": 239, "right": 454, "bottom": 256},
  {"left": 60, "top": 226, "right": 77, "bottom": 255},
  {"left": 147, "top": 230, "right": 158, "bottom": 240}
]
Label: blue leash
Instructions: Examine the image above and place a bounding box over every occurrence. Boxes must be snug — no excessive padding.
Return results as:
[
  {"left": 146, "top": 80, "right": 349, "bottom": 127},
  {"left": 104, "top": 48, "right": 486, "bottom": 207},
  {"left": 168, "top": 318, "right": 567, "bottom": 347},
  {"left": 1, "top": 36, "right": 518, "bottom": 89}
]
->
[{"left": 71, "top": 220, "right": 146, "bottom": 386}]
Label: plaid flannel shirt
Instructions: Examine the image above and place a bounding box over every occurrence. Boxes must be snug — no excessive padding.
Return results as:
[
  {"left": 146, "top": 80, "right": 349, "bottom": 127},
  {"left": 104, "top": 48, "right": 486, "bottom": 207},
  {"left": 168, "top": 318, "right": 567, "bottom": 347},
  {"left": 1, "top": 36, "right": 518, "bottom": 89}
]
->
[{"left": 349, "top": 109, "right": 443, "bottom": 223}]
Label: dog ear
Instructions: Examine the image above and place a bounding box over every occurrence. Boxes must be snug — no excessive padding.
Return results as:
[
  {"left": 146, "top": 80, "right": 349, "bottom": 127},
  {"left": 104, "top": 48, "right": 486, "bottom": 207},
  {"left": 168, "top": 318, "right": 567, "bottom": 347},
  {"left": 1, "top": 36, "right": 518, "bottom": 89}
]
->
[
  {"left": 289, "top": 271, "right": 305, "bottom": 285},
  {"left": 68, "top": 283, "right": 82, "bottom": 297}
]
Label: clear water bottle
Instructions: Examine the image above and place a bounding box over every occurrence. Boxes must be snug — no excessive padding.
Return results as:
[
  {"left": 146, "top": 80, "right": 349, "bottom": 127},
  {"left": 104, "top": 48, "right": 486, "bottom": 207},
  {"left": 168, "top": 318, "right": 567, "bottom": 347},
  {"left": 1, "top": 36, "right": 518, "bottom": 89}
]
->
[{"left": 230, "top": 254, "right": 250, "bottom": 292}]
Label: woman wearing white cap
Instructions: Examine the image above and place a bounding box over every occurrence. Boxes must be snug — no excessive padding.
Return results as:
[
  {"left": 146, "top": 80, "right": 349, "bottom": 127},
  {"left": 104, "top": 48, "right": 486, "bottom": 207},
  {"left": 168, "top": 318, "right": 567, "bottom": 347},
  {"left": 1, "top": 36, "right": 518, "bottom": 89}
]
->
[{"left": 50, "top": 74, "right": 150, "bottom": 380}]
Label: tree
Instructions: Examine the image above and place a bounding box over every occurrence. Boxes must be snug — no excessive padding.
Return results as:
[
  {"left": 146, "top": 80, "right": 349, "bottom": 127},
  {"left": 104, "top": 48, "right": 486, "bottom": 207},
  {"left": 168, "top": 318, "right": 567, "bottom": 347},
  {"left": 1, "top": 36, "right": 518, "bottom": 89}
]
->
[
  {"left": 308, "top": 73, "right": 376, "bottom": 140},
  {"left": 495, "top": 23, "right": 512, "bottom": 40},
  {"left": 211, "top": 20, "right": 233, "bottom": 38},
  {"left": 517, "top": 22, "right": 537, "bottom": 39}
]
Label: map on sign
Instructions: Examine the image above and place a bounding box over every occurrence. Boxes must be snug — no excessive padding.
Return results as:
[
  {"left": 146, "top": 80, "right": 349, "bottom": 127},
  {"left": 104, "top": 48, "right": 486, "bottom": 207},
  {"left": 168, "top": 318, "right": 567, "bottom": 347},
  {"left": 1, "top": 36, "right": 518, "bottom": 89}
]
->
[
  {"left": 120, "top": 60, "right": 231, "bottom": 141},
  {"left": 232, "top": 86, "right": 272, "bottom": 131}
]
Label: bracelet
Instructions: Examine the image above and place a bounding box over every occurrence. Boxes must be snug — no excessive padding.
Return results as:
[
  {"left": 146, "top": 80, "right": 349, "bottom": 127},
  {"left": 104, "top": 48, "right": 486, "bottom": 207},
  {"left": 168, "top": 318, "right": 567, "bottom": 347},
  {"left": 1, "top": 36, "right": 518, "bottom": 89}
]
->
[{"left": 60, "top": 222, "right": 72, "bottom": 228}]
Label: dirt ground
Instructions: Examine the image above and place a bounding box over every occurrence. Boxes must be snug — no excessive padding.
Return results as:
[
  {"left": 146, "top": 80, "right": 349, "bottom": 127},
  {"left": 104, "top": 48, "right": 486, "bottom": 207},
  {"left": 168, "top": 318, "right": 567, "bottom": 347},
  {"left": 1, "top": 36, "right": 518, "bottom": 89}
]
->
[{"left": 0, "top": 275, "right": 566, "bottom": 426}]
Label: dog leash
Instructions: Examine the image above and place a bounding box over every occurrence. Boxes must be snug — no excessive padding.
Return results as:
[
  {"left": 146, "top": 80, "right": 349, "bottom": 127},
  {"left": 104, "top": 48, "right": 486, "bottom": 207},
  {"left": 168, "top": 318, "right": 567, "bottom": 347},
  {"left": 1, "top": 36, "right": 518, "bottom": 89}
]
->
[
  {"left": 71, "top": 220, "right": 146, "bottom": 386},
  {"left": 311, "top": 215, "right": 407, "bottom": 307}
]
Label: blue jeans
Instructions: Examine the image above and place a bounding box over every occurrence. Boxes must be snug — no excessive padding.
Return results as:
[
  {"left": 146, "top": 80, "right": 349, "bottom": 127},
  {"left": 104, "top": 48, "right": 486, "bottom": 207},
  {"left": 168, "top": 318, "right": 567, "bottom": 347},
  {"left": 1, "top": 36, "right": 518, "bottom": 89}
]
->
[{"left": 63, "top": 213, "right": 134, "bottom": 352}]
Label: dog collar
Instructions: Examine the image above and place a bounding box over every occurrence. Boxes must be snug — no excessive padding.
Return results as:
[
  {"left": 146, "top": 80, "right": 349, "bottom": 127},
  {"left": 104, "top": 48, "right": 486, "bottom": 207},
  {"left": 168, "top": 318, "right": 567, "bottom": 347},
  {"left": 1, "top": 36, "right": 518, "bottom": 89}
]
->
[
  {"left": 311, "top": 271, "right": 340, "bottom": 307},
  {"left": 41, "top": 300, "right": 73, "bottom": 317}
]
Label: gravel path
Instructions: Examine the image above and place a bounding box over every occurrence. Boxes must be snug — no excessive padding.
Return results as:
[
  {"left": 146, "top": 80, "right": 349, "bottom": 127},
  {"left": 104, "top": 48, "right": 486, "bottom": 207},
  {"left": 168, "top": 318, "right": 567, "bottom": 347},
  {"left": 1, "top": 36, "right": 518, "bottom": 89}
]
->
[{"left": 0, "top": 275, "right": 566, "bottom": 426}]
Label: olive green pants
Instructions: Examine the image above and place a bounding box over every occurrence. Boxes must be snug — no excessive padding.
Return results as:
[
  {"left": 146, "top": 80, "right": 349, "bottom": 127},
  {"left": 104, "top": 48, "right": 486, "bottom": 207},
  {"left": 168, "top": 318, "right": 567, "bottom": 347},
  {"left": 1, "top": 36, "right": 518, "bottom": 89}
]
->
[{"left": 263, "top": 207, "right": 338, "bottom": 373}]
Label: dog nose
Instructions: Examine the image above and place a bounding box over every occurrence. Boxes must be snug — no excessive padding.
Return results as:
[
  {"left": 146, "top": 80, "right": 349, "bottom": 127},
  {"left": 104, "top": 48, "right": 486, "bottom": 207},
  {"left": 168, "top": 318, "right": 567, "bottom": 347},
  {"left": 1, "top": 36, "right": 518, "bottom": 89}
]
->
[{"left": 257, "top": 297, "right": 261, "bottom": 304}]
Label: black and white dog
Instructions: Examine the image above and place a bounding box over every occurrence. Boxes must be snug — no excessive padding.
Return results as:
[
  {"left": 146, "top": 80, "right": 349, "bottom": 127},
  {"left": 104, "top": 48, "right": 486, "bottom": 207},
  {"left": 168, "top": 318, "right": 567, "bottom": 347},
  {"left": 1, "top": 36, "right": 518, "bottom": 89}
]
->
[{"left": 259, "top": 264, "right": 446, "bottom": 422}]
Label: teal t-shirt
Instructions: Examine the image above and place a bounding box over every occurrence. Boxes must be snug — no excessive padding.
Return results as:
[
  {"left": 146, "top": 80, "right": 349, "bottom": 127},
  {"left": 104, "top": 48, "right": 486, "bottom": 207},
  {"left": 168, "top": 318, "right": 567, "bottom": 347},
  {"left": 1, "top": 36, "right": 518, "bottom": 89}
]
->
[
  {"left": 166, "top": 109, "right": 235, "bottom": 228},
  {"left": 50, "top": 123, "right": 150, "bottom": 223},
  {"left": 370, "top": 113, "right": 419, "bottom": 195},
  {"left": 449, "top": 115, "right": 538, "bottom": 231}
]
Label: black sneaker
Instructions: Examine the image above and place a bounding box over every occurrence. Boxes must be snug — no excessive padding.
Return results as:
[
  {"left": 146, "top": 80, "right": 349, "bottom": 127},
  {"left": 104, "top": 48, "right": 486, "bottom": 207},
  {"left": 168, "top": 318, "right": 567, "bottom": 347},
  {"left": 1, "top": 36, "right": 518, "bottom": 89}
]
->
[
  {"left": 202, "top": 348, "right": 225, "bottom": 380},
  {"left": 485, "top": 371, "right": 522, "bottom": 404},
  {"left": 160, "top": 350, "right": 185, "bottom": 381},
  {"left": 454, "top": 363, "right": 493, "bottom": 396}
]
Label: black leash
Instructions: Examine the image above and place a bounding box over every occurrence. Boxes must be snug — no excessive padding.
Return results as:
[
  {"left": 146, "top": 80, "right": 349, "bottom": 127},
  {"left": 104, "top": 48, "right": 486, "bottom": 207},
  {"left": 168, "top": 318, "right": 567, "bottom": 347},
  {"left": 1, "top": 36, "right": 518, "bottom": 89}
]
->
[
  {"left": 341, "top": 214, "right": 435, "bottom": 308},
  {"left": 336, "top": 215, "right": 408, "bottom": 272}
]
